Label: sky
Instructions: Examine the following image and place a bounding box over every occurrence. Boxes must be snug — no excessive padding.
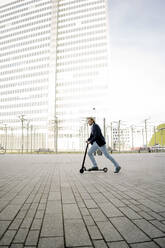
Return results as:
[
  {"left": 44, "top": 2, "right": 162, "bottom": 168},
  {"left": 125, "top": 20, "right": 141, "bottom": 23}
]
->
[{"left": 107, "top": 0, "right": 165, "bottom": 124}]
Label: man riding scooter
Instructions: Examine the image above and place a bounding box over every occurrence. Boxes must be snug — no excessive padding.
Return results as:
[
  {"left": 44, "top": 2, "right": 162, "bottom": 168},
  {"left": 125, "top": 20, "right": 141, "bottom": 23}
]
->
[{"left": 87, "top": 117, "right": 121, "bottom": 173}]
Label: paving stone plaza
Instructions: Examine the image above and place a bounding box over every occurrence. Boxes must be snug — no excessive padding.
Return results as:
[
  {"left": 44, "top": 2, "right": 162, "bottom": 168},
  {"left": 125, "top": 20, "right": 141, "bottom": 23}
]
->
[{"left": 0, "top": 153, "right": 165, "bottom": 248}]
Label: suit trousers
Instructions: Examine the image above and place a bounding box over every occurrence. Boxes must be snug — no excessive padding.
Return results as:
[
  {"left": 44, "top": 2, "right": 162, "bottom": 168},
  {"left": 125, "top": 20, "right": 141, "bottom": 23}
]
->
[{"left": 88, "top": 142, "right": 119, "bottom": 168}]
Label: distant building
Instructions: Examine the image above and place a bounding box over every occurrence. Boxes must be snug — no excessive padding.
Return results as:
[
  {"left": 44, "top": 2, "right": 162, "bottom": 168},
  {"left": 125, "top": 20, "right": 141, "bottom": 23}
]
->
[{"left": 112, "top": 127, "right": 131, "bottom": 151}]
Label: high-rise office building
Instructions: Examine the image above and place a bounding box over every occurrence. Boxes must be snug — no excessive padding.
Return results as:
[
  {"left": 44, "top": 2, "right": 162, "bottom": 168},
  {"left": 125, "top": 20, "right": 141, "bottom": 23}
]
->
[
  {"left": 0, "top": 0, "right": 58, "bottom": 151},
  {"left": 56, "top": 0, "right": 110, "bottom": 151},
  {"left": 0, "top": 0, "right": 110, "bottom": 151}
]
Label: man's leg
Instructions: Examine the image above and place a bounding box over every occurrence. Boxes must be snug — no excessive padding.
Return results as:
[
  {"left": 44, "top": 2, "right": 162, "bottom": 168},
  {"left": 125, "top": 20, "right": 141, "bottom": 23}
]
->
[
  {"left": 88, "top": 142, "right": 99, "bottom": 168},
  {"left": 100, "top": 145, "right": 120, "bottom": 169}
]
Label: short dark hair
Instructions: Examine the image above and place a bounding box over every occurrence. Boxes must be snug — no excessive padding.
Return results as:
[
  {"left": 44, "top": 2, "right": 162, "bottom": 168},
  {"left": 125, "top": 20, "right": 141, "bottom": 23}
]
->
[{"left": 87, "top": 117, "right": 95, "bottom": 123}]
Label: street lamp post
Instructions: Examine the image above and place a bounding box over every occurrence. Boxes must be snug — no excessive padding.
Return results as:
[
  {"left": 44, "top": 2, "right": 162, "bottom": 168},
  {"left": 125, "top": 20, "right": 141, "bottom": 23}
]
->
[
  {"left": 53, "top": 117, "right": 58, "bottom": 153},
  {"left": 26, "top": 120, "right": 30, "bottom": 153},
  {"left": 18, "top": 115, "right": 26, "bottom": 154},
  {"left": 55, "top": 117, "right": 58, "bottom": 153},
  {"left": 144, "top": 119, "right": 148, "bottom": 147},
  {"left": 142, "top": 128, "right": 144, "bottom": 147},
  {"left": 11, "top": 127, "right": 14, "bottom": 152},
  {"left": 131, "top": 125, "right": 134, "bottom": 150},
  {"left": 30, "top": 125, "right": 33, "bottom": 153},
  {"left": 4, "top": 124, "right": 7, "bottom": 153}
]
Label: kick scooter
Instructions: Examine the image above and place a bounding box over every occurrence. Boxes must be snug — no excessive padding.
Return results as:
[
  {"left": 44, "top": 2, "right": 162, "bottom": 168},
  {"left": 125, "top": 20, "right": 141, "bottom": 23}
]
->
[{"left": 79, "top": 143, "right": 108, "bottom": 174}]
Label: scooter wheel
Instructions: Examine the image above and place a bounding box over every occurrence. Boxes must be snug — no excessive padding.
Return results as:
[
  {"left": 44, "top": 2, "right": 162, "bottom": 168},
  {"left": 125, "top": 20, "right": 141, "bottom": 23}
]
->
[
  {"left": 80, "top": 168, "right": 85, "bottom": 173},
  {"left": 103, "top": 167, "right": 108, "bottom": 173}
]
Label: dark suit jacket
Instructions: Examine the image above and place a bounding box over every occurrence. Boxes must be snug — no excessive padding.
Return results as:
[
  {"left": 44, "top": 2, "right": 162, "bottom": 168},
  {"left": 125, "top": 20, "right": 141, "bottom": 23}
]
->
[{"left": 88, "top": 123, "right": 106, "bottom": 147}]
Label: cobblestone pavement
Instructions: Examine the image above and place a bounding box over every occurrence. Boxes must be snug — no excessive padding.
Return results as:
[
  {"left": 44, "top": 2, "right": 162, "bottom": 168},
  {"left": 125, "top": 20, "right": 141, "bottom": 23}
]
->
[{"left": 0, "top": 153, "right": 165, "bottom": 248}]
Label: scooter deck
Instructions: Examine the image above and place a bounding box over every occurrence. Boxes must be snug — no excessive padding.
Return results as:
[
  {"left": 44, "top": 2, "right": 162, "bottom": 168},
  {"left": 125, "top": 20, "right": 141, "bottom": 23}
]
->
[
  {"left": 80, "top": 167, "right": 108, "bottom": 173},
  {"left": 88, "top": 167, "right": 108, "bottom": 172}
]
